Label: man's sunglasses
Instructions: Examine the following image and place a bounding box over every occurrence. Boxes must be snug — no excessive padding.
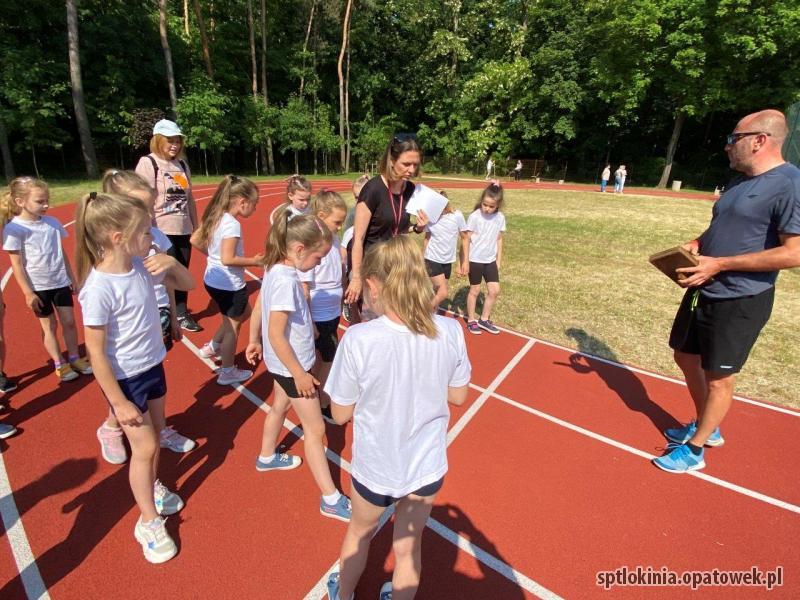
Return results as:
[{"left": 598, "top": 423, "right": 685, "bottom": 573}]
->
[{"left": 726, "top": 131, "right": 771, "bottom": 145}]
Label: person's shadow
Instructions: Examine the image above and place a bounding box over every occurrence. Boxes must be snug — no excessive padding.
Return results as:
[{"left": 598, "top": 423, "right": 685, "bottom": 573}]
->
[
  {"left": 351, "top": 503, "right": 527, "bottom": 598},
  {"left": 556, "top": 327, "right": 679, "bottom": 433},
  {"left": 448, "top": 286, "right": 483, "bottom": 321}
]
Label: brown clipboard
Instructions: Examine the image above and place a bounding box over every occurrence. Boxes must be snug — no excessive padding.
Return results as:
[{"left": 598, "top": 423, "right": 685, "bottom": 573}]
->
[{"left": 648, "top": 246, "right": 699, "bottom": 284}]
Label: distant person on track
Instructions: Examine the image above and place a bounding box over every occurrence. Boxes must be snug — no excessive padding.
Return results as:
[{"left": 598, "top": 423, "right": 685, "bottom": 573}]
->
[
  {"left": 463, "top": 182, "right": 506, "bottom": 335},
  {"left": 485, "top": 156, "right": 494, "bottom": 180},
  {"left": 614, "top": 164, "right": 627, "bottom": 193},
  {"left": 600, "top": 164, "right": 611, "bottom": 192},
  {"left": 300, "top": 190, "right": 348, "bottom": 423},
  {"left": 191, "top": 175, "right": 263, "bottom": 386},
  {"left": 135, "top": 119, "right": 202, "bottom": 333},
  {"left": 268, "top": 174, "right": 312, "bottom": 225},
  {"left": 99, "top": 170, "right": 196, "bottom": 463},
  {"left": 343, "top": 134, "right": 428, "bottom": 320},
  {"left": 325, "top": 236, "right": 470, "bottom": 600},
  {"left": 76, "top": 192, "right": 195, "bottom": 563},
  {"left": 423, "top": 191, "right": 469, "bottom": 310},
  {"left": 653, "top": 109, "right": 800, "bottom": 473},
  {"left": 343, "top": 173, "right": 370, "bottom": 233},
  {"left": 245, "top": 211, "right": 352, "bottom": 522},
  {"left": 2, "top": 177, "right": 93, "bottom": 383}
]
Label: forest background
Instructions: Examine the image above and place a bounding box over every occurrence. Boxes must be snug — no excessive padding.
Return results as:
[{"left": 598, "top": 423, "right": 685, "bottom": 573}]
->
[{"left": 1, "top": 0, "right": 799, "bottom": 188}]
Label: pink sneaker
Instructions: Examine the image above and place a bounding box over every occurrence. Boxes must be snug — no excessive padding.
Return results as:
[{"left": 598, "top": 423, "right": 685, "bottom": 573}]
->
[{"left": 96, "top": 424, "right": 127, "bottom": 464}]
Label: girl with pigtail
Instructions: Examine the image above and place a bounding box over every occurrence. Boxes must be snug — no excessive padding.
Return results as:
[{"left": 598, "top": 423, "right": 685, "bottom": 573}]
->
[
  {"left": 268, "top": 174, "right": 312, "bottom": 224},
  {"left": 190, "top": 175, "right": 263, "bottom": 386},
  {"left": 245, "top": 208, "right": 351, "bottom": 522},
  {"left": 95, "top": 169, "right": 196, "bottom": 464},
  {"left": 75, "top": 191, "right": 194, "bottom": 563}
]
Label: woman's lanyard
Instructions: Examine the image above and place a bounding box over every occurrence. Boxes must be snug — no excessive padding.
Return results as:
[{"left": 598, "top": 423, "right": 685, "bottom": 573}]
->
[{"left": 387, "top": 180, "right": 406, "bottom": 237}]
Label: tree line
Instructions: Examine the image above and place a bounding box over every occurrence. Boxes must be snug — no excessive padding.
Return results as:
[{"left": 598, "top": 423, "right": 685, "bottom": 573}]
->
[{"left": 1, "top": 0, "right": 798, "bottom": 187}]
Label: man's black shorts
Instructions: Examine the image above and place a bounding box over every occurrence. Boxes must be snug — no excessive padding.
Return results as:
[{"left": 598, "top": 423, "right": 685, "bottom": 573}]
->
[
  {"left": 468, "top": 261, "right": 499, "bottom": 286},
  {"left": 669, "top": 287, "right": 774, "bottom": 374},
  {"left": 425, "top": 259, "right": 452, "bottom": 279},
  {"left": 33, "top": 286, "right": 73, "bottom": 317}
]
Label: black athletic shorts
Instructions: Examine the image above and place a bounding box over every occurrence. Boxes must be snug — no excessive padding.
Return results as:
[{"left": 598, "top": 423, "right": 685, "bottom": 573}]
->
[
  {"left": 425, "top": 259, "right": 452, "bottom": 279},
  {"left": 669, "top": 287, "right": 774, "bottom": 375},
  {"left": 468, "top": 261, "right": 499, "bottom": 286},
  {"left": 352, "top": 476, "right": 445, "bottom": 508},
  {"left": 271, "top": 371, "right": 314, "bottom": 398},
  {"left": 314, "top": 316, "right": 340, "bottom": 362},
  {"left": 33, "top": 286, "right": 73, "bottom": 317},
  {"left": 204, "top": 283, "right": 249, "bottom": 318}
]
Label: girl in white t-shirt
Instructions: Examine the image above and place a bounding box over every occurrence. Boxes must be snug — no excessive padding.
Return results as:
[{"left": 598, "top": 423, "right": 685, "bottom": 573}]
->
[
  {"left": 98, "top": 170, "right": 196, "bottom": 463},
  {"left": 268, "top": 174, "right": 312, "bottom": 224},
  {"left": 300, "top": 190, "right": 347, "bottom": 422},
  {"left": 423, "top": 191, "right": 469, "bottom": 310},
  {"left": 191, "top": 175, "right": 263, "bottom": 386},
  {"left": 2, "top": 177, "right": 92, "bottom": 382},
  {"left": 245, "top": 210, "right": 351, "bottom": 522},
  {"left": 324, "top": 235, "right": 470, "bottom": 600},
  {"left": 76, "top": 192, "right": 195, "bottom": 564},
  {"left": 464, "top": 183, "right": 506, "bottom": 336}
]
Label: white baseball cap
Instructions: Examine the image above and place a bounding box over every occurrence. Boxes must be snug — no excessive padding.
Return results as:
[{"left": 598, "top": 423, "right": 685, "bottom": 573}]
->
[{"left": 152, "top": 119, "right": 184, "bottom": 137}]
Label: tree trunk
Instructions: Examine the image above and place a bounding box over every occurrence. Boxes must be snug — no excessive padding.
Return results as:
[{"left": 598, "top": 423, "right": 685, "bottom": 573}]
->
[
  {"left": 203, "top": 148, "right": 209, "bottom": 176},
  {"left": 260, "top": 0, "right": 275, "bottom": 174},
  {"left": 657, "top": 110, "right": 687, "bottom": 189},
  {"left": 0, "top": 117, "right": 14, "bottom": 180},
  {"left": 337, "top": 0, "right": 353, "bottom": 173},
  {"left": 299, "top": 0, "right": 317, "bottom": 97},
  {"left": 184, "top": 0, "right": 190, "bottom": 36},
  {"left": 247, "top": 0, "right": 258, "bottom": 98},
  {"left": 294, "top": 150, "right": 299, "bottom": 174},
  {"left": 192, "top": 0, "right": 214, "bottom": 80},
  {"left": 158, "top": 0, "right": 178, "bottom": 115},
  {"left": 31, "top": 146, "right": 39, "bottom": 179},
  {"left": 345, "top": 17, "right": 351, "bottom": 172},
  {"left": 66, "top": 0, "right": 99, "bottom": 178},
  {"left": 451, "top": 0, "right": 461, "bottom": 80}
]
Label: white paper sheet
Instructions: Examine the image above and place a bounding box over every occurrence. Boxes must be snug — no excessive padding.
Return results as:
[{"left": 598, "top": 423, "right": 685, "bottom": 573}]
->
[{"left": 405, "top": 184, "right": 449, "bottom": 224}]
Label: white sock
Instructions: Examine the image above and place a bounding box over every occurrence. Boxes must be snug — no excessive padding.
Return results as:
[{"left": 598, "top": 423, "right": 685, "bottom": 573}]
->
[
  {"left": 323, "top": 490, "right": 342, "bottom": 505},
  {"left": 259, "top": 453, "right": 276, "bottom": 463},
  {"left": 208, "top": 340, "right": 219, "bottom": 351}
]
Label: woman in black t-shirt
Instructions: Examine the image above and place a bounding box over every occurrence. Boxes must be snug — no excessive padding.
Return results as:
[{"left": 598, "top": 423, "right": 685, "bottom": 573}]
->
[{"left": 344, "top": 135, "right": 428, "bottom": 304}]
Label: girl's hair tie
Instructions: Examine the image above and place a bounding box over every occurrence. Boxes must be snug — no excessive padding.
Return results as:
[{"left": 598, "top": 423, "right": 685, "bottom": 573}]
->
[{"left": 89, "top": 191, "right": 97, "bottom": 201}]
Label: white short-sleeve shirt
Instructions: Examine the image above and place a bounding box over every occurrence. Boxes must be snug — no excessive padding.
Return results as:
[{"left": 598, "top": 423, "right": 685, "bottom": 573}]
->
[
  {"left": 424, "top": 210, "right": 467, "bottom": 264},
  {"left": 78, "top": 258, "right": 166, "bottom": 380},
  {"left": 341, "top": 226, "right": 354, "bottom": 249},
  {"left": 465, "top": 210, "right": 506, "bottom": 264},
  {"left": 204, "top": 213, "right": 246, "bottom": 291},
  {"left": 260, "top": 264, "right": 316, "bottom": 377},
  {"left": 325, "top": 315, "right": 471, "bottom": 497},
  {"left": 150, "top": 227, "right": 172, "bottom": 308},
  {"left": 2, "top": 216, "right": 71, "bottom": 291},
  {"left": 298, "top": 236, "right": 343, "bottom": 321}
]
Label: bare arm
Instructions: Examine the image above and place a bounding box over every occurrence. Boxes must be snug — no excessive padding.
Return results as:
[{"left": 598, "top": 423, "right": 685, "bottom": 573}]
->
[
  {"left": 457, "top": 231, "right": 469, "bottom": 275},
  {"left": 496, "top": 234, "right": 503, "bottom": 269},
  {"left": 8, "top": 252, "right": 42, "bottom": 312},
  {"left": 461, "top": 232, "right": 472, "bottom": 276},
  {"left": 448, "top": 384, "right": 469, "bottom": 406},
  {"left": 344, "top": 202, "right": 372, "bottom": 303},
  {"left": 84, "top": 325, "right": 143, "bottom": 426},
  {"left": 245, "top": 294, "right": 263, "bottom": 364},
  {"left": 331, "top": 402, "right": 354, "bottom": 425},
  {"left": 677, "top": 233, "right": 800, "bottom": 288},
  {"left": 62, "top": 246, "right": 77, "bottom": 291},
  {"left": 144, "top": 253, "right": 195, "bottom": 292},
  {"left": 220, "top": 237, "right": 264, "bottom": 267}
]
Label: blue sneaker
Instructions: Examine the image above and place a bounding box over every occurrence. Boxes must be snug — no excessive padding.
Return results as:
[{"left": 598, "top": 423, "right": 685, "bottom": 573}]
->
[
  {"left": 477, "top": 319, "right": 500, "bottom": 335},
  {"left": 0, "top": 422, "right": 17, "bottom": 439},
  {"left": 379, "top": 582, "right": 392, "bottom": 599},
  {"left": 327, "top": 572, "right": 342, "bottom": 600},
  {"left": 255, "top": 453, "right": 302, "bottom": 472},
  {"left": 320, "top": 494, "right": 352, "bottom": 522},
  {"left": 652, "top": 443, "right": 705, "bottom": 473},
  {"left": 664, "top": 420, "right": 724, "bottom": 447}
]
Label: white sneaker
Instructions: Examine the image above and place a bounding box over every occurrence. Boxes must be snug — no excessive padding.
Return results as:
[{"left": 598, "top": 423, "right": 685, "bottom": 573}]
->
[
  {"left": 133, "top": 516, "right": 177, "bottom": 563},
  {"left": 199, "top": 341, "right": 220, "bottom": 360},
  {"left": 216, "top": 367, "right": 253, "bottom": 386},
  {"left": 153, "top": 479, "right": 184, "bottom": 515},
  {"left": 159, "top": 426, "right": 196, "bottom": 453}
]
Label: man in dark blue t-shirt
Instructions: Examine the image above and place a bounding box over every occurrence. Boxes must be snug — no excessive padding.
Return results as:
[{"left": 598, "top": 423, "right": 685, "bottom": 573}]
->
[{"left": 653, "top": 109, "right": 800, "bottom": 473}]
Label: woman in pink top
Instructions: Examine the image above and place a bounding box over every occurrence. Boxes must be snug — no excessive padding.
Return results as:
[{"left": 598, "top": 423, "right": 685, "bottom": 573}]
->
[{"left": 135, "top": 119, "right": 202, "bottom": 332}]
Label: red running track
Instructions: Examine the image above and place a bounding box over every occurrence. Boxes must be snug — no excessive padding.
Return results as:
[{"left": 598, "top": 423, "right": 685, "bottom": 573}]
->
[{"left": 0, "top": 180, "right": 797, "bottom": 599}]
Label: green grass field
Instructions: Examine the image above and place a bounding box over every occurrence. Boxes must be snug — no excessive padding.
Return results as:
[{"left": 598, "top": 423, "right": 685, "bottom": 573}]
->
[{"left": 434, "top": 187, "right": 800, "bottom": 409}]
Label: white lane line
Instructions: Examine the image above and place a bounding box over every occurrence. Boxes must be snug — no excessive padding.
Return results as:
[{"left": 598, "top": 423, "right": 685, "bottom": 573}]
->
[
  {"left": 478, "top": 385, "right": 800, "bottom": 516},
  {"left": 441, "top": 308, "right": 799, "bottom": 417},
  {"left": 447, "top": 339, "right": 535, "bottom": 446},
  {"left": 0, "top": 275, "right": 50, "bottom": 600}
]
